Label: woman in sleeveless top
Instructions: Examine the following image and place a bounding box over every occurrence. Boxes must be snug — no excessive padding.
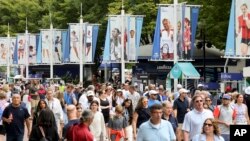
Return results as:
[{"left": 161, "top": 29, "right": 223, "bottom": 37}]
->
[
  {"left": 99, "top": 90, "right": 110, "bottom": 124},
  {"left": 132, "top": 97, "right": 150, "bottom": 141},
  {"left": 234, "top": 94, "right": 250, "bottom": 124}
]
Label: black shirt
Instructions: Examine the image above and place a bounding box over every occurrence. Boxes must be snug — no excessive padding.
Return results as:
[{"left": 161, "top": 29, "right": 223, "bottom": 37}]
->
[{"left": 173, "top": 97, "right": 189, "bottom": 123}]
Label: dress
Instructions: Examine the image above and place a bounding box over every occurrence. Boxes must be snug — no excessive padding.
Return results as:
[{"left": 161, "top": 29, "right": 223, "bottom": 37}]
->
[
  {"left": 160, "top": 30, "right": 173, "bottom": 59},
  {"left": 100, "top": 98, "right": 110, "bottom": 123},
  {"left": 29, "top": 125, "right": 59, "bottom": 141}
]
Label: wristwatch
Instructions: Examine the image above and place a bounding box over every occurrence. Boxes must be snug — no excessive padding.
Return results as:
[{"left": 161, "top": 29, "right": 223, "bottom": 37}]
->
[{"left": 125, "top": 138, "right": 128, "bottom": 140}]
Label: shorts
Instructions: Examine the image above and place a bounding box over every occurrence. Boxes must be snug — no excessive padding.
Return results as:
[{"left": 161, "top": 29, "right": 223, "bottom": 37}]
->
[
  {"left": 86, "top": 43, "right": 91, "bottom": 48},
  {"left": 241, "top": 38, "right": 250, "bottom": 46},
  {"left": 0, "top": 125, "right": 6, "bottom": 135}
]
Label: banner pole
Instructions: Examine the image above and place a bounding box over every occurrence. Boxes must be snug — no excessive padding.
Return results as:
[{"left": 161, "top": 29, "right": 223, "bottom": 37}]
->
[
  {"left": 121, "top": 0, "right": 125, "bottom": 84},
  {"left": 7, "top": 23, "right": 10, "bottom": 82},
  {"left": 174, "top": 0, "right": 178, "bottom": 91},
  {"left": 25, "top": 17, "right": 29, "bottom": 80},
  {"left": 79, "top": 3, "right": 84, "bottom": 83},
  {"left": 49, "top": 13, "right": 54, "bottom": 79}
]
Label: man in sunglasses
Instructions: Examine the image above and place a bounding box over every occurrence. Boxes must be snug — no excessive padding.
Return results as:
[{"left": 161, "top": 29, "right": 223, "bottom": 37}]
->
[
  {"left": 213, "top": 94, "right": 236, "bottom": 141},
  {"left": 182, "top": 95, "right": 214, "bottom": 141}
]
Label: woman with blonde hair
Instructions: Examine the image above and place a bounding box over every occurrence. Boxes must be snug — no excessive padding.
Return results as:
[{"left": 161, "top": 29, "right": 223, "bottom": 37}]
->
[
  {"left": 0, "top": 90, "right": 9, "bottom": 138},
  {"left": 234, "top": 93, "right": 250, "bottom": 124},
  {"left": 192, "top": 118, "right": 224, "bottom": 141}
]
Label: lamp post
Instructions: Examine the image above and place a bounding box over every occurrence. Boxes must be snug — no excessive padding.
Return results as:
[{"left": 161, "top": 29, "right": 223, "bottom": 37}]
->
[{"left": 197, "top": 25, "right": 212, "bottom": 83}]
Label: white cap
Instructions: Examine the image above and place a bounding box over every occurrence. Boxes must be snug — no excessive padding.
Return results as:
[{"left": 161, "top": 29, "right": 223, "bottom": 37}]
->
[
  {"left": 179, "top": 88, "right": 189, "bottom": 94},
  {"left": 149, "top": 90, "right": 158, "bottom": 95},
  {"left": 87, "top": 91, "right": 95, "bottom": 96},
  {"left": 134, "top": 82, "right": 138, "bottom": 86},
  {"left": 117, "top": 89, "right": 123, "bottom": 92},
  {"left": 177, "top": 84, "right": 182, "bottom": 89},
  {"left": 197, "top": 84, "right": 204, "bottom": 87},
  {"left": 245, "top": 86, "right": 250, "bottom": 95}
]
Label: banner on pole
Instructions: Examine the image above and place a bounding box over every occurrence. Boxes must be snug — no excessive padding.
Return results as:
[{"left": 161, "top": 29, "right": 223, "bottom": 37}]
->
[
  {"left": 0, "top": 38, "right": 8, "bottom": 65},
  {"left": 152, "top": 5, "right": 199, "bottom": 61},
  {"left": 103, "top": 16, "right": 143, "bottom": 62}
]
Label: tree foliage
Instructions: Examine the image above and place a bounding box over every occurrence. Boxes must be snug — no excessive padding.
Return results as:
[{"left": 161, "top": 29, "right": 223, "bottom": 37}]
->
[{"left": 0, "top": 0, "right": 231, "bottom": 68}]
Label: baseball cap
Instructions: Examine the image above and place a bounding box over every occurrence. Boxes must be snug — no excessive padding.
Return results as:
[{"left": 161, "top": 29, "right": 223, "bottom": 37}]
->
[
  {"left": 222, "top": 94, "right": 231, "bottom": 100},
  {"left": 149, "top": 90, "right": 158, "bottom": 95},
  {"left": 87, "top": 91, "right": 95, "bottom": 97},
  {"left": 179, "top": 88, "right": 189, "bottom": 94},
  {"left": 177, "top": 84, "right": 182, "bottom": 89},
  {"left": 197, "top": 84, "right": 204, "bottom": 87},
  {"left": 245, "top": 86, "right": 250, "bottom": 95}
]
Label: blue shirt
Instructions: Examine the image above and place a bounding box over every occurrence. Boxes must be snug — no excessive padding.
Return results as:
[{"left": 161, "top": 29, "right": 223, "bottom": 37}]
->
[
  {"left": 148, "top": 99, "right": 161, "bottom": 108},
  {"left": 137, "top": 119, "right": 176, "bottom": 141},
  {"left": 63, "top": 92, "right": 76, "bottom": 105}
]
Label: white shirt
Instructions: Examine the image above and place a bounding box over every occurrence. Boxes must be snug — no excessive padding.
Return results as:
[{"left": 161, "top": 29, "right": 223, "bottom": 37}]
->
[
  {"left": 89, "top": 111, "right": 106, "bottom": 140},
  {"left": 45, "top": 97, "right": 64, "bottom": 122},
  {"left": 182, "top": 109, "right": 214, "bottom": 140}
]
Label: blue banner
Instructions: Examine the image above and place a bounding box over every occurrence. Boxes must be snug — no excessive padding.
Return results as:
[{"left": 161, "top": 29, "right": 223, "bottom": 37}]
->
[
  {"left": 152, "top": 8, "right": 161, "bottom": 60},
  {"left": 103, "top": 18, "right": 110, "bottom": 62},
  {"left": 225, "top": 0, "right": 235, "bottom": 56},
  {"left": 136, "top": 17, "right": 143, "bottom": 60},
  {"left": 13, "top": 38, "right": 18, "bottom": 64},
  {"left": 220, "top": 73, "right": 243, "bottom": 81},
  {"left": 92, "top": 25, "right": 99, "bottom": 61},
  {"left": 63, "top": 29, "right": 70, "bottom": 63},
  {"left": 36, "top": 34, "right": 41, "bottom": 63},
  {"left": 191, "top": 7, "right": 200, "bottom": 57}
]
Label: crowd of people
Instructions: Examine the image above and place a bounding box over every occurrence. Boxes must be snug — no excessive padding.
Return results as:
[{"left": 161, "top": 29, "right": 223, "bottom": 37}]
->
[{"left": 0, "top": 79, "right": 250, "bottom": 141}]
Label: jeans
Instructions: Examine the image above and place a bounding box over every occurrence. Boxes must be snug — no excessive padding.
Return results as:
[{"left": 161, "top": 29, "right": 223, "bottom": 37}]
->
[
  {"left": 221, "top": 134, "right": 230, "bottom": 141},
  {"left": 7, "top": 134, "right": 24, "bottom": 141}
]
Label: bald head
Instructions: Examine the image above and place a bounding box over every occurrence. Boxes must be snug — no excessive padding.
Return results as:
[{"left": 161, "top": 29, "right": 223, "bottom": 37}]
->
[{"left": 67, "top": 105, "right": 77, "bottom": 120}]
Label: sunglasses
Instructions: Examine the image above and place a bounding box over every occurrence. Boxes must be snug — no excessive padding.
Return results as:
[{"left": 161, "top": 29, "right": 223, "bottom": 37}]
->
[
  {"left": 204, "top": 123, "right": 213, "bottom": 127},
  {"left": 205, "top": 99, "right": 211, "bottom": 102},
  {"left": 195, "top": 100, "right": 203, "bottom": 103}
]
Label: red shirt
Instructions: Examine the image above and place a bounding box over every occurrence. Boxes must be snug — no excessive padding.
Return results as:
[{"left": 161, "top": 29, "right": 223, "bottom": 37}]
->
[
  {"left": 67, "top": 123, "right": 94, "bottom": 141},
  {"left": 238, "top": 13, "right": 250, "bottom": 39}
]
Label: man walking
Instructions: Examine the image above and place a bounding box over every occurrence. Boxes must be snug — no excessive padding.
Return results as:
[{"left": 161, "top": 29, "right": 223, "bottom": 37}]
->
[{"left": 2, "top": 94, "right": 30, "bottom": 141}]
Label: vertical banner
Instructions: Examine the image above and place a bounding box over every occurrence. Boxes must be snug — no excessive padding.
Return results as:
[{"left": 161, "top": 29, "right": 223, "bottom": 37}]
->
[
  {"left": 41, "top": 30, "right": 51, "bottom": 64},
  {"left": 37, "top": 33, "right": 42, "bottom": 64},
  {"left": 135, "top": 17, "right": 143, "bottom": 61},
  {"left": 54, "top": 30, "right": 63, "bottom": 63},
  {"left": 152, "top": 8, "right": 161, "bottom": 60},
  {"left": 152, "top": 6, "right": 175, "bottom": 60},
  {"left": 17, "top": 34, "right": 26, "bottom": 65},
  {"left": 103, "top": 18, "right": 111, "bottom": 62},
  {"left": 110, "top": 16, "right": 122, "bottom": 61},
  {"left": 10, "top": 37, "right": 16, "bottom": 65},
  {"left": 160, "top": 6, "right": 174, "bottom": 60},
  {"left": 85, "top": 25, "right": 93, "bottom": 62},
  {"left": 0, "top": 38, "right": 8, "bottom": 65},
  {"left": 225, "top": 0, "right": 235, "bottom": 56},
  {"left": 92, "top": 25, "right": 99, "bottom": 62},
  {"left": 176, "top": 4, "right": 184, "bottom": 60},
  {"left": 183, "top": 6, "right": 191, "bottom": 60},
  {"left": 235, "top": 0, "right": 250, "bottom": 56},
  {"left": 191, "top": 7, "right": 200, "bottom": 58},
  {"left": 69, "top": 24, "right": 80, "bottom": 63},
  {"left": 128, "top": 17, "right": 136, "bottom": 61},
  {"left": 28, "top": 35, "right": 37, "bottom": 64},
  {"left": 13, "top": 38, "right": 18, "bottom": 64},
  {"left": 63, "top": 29, "right": 70, "bottom": 62}
]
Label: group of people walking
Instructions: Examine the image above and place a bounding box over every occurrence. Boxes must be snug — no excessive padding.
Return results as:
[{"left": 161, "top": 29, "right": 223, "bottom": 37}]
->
[{"left": 0, "top": 80, "right": 250, "bottom": 141}]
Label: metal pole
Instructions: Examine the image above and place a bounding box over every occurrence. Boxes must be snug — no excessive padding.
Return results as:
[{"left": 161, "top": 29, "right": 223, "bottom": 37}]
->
[
  {"left": 121, "top": 0, "right": 125, "bottom": 83},
  {"left": 79, "top": 3, "right": 84, "bottom": 83},
  {"left": 203, "top": 27, "right": 206, "bottom": 82},
  {"left": 25, "top": 18, "right": 29, "bottom": 79},
  {"left": 7, "top": 23, "right": 10, "bottom": 81},
  {"left": 50, "top": 20, "right": 54, "bottom": 79},
  {"left": 173, "top": 0, "right": 178, "bottom": 92}
]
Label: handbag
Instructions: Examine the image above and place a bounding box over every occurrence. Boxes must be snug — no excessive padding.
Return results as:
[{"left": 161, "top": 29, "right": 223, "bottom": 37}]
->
[{"left": 39, "top": 126, "right": 49, "bottom": 141}]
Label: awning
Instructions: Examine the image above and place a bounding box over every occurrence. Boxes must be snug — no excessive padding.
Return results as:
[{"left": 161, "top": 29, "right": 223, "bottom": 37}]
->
[{"left": 170, "top": 62, "right": 200, "bottom": 79}]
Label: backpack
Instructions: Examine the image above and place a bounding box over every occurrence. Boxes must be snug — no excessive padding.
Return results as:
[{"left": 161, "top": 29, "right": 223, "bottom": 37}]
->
[{"left": 214, "top": 105, "right": 236, "bottom": 119}]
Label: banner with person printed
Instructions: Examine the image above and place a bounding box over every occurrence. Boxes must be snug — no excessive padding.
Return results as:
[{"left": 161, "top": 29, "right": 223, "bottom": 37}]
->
[
  {"left": 14, "top": 34, "right": 37, "bottom": 65},
  {"left": 0, "top": 38, "right": 9, "bottom": 65},
  {"left": 103, "top": 16, "right": 143, "bottom": 62},
  {"left": 152, "top": 5, "right": 199, "bottom": 61},
  {"left": 233, "top": 0, "right": 250, "bottom": 57}
]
